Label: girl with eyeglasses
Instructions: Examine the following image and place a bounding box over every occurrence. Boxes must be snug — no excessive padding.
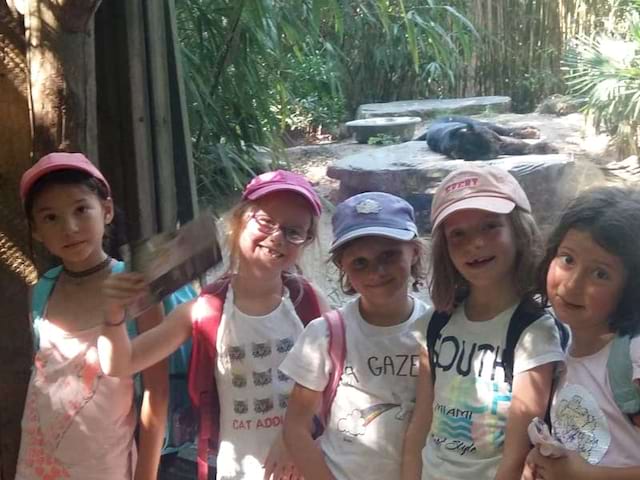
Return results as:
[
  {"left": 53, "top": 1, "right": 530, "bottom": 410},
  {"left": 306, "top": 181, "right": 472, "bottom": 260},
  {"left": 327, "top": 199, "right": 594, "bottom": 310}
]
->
[{"left": 98, "top": 170, "right": 330, "bottom": 480}]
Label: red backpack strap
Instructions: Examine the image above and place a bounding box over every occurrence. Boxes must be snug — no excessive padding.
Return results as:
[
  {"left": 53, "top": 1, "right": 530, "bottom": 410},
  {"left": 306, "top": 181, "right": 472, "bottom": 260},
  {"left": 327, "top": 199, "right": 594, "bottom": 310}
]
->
[
  {"left": 188, "top": 279, "right": 230, "bottom": 480},
  {"left": 320, "top": 310, "right": 346, "bottom": 425},
  {"left": 283, "top": 274, "right": 322, "bottom": 325}
]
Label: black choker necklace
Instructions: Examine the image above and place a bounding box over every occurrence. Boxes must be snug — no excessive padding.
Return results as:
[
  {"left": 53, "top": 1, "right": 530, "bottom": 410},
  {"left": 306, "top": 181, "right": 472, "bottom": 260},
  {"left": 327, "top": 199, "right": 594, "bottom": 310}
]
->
[{"left": 63, "top": 256, "right": 112, "bottom": 279}]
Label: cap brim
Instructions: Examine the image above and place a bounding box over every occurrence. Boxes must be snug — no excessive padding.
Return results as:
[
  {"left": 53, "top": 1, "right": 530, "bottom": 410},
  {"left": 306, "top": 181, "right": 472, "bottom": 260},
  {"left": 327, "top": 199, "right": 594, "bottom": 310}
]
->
[
  {"left": 20, "top": 161, "right": 111, "bottom": 202},
  {"left": 244, "top": 184, "right": 321, "bottom": 215},
  {"left": 432, "top": 197, "right": 515, "bottom": 230},
  {"left": 330, "top": 226, "right": 417, "bottom": 252}
]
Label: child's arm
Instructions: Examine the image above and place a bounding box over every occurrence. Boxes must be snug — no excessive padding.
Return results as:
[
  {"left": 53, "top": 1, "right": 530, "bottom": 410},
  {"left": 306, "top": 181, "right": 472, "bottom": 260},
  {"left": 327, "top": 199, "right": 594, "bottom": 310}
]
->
[
  {"left": 133, "top": 303, "right": 169, "bottom": 480},
  {"left": 529, "top": 447, "right": 640, "bottom": 480},
  {"left": 401, "top": 346, "right": 433, "bottom": 480},
  {"left": 495, "top": 362, "right": 555, "bottom": 480},
  {"left": 98, "top": 272, "right": 192, "bottom": 376},
  {"left": 283, "top": 383, "right": 335, "bottom": 480}
]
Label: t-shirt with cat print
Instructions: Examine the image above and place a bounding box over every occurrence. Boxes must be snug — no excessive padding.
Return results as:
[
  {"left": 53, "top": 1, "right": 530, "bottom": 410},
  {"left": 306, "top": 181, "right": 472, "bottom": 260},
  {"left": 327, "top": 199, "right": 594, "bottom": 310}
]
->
[{"left": 214, "top": 286, "right": 307, "bottom": 480}]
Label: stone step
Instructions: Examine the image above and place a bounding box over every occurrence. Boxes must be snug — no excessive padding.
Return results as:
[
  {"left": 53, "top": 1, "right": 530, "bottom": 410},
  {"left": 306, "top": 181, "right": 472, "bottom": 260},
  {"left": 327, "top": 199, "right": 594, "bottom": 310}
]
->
[{"left": 355, "top": 96, "right": 512, "bottom": 120}]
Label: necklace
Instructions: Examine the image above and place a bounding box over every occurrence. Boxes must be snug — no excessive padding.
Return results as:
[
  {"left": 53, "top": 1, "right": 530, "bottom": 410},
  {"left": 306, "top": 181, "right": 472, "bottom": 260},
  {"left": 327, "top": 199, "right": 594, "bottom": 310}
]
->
[{"left": 63, "top": 256, "right": 112, "bottom": 279}]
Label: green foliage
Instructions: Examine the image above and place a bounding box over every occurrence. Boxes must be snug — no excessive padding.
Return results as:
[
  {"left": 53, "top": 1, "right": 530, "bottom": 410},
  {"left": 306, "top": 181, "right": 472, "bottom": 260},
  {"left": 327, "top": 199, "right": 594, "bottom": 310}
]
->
[
  {"left": 367, "top": 134, "right": 402, "bottom": 145},
  {"left": 331, "top": 1, "right": 477, "bottom": 114},
  {"left": 175, "top": 0, "right": 474, "bottom": 208},
  {"left": 564, "top": 2, "right": 640, "bottom": 156}
]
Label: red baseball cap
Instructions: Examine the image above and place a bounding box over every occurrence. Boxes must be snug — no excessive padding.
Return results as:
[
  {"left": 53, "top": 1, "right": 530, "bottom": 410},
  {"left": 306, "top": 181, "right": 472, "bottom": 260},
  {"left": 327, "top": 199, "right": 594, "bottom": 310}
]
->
[
  {"left": 242, "top": 170, "right": 322, "bottom": 215},
  {"left": 20, "top": 152, "right": 111, "bottom": 203}
]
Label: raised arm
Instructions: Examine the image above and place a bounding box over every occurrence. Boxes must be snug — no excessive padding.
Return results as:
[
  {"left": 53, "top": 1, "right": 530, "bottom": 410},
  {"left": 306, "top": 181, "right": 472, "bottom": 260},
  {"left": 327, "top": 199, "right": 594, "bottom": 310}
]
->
[
  {"left": 402, "top": 346, "right": 433, "bottom": 480},
  {"left": 98, "top": 272, "right": 193, "bottom": 377},
  {"left": 283, "top": 383, "right": 335, "bottom": 480}
]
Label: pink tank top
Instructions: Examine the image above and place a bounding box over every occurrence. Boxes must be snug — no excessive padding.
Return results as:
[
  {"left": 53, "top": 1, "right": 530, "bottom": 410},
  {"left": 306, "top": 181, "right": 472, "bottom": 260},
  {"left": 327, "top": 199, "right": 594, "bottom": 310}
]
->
[{"left": 15, "top": 320, "right": 137, "bottom": 480}]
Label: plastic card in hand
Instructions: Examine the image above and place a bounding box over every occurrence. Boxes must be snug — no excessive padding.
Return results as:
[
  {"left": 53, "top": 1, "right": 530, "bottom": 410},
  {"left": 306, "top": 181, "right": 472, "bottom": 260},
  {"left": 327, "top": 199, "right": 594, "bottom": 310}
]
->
[{"left": 121, "top": 212, "right": 222, "bottom": 317}]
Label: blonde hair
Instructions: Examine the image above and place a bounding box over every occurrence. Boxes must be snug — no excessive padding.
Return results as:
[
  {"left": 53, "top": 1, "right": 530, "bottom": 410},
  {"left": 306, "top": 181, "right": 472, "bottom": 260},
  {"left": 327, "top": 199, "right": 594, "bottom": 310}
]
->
[
  {"left": 330, "top": 237, "right": 428, "bottom": 296},
  {"left": 428, "top": 207, "right": 542, "bottom": 311},
  {"left": 224, "top": 198, "right": 319, "bottom": 275}
]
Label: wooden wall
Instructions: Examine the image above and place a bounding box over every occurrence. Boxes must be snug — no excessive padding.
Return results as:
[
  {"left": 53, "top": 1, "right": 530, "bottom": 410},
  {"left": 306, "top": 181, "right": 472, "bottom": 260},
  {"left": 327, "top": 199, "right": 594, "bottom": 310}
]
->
[{"left": 0, "top": 3, "right": 35, "bottom": 478}]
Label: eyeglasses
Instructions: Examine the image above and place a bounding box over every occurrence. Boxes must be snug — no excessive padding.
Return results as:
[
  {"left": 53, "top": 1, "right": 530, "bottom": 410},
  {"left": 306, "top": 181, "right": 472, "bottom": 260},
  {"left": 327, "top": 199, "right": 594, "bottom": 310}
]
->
[{"left": 250, "top": 212, "right": 311, "bottom": 245}]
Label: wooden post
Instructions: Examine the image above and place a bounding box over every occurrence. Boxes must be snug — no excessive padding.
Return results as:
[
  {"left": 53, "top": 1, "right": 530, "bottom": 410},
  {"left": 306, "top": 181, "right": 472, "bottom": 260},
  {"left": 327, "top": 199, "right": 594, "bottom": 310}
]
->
[
  {"left": 166, "top": 0, "right": 198, "bottom": 224},
  {"left": 144, "top": 0, "right": 177, "bottom": 232},
  {"left": 26, "top": 0, "right": 101, "bottom": 162},
  {"left": 0, "top": 3, "right": 36, "bottom": 479}
]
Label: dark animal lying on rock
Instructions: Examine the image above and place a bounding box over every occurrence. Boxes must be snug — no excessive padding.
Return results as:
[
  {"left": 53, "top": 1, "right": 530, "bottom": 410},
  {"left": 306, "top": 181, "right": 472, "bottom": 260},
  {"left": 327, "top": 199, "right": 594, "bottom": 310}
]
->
[{"left": 417, "top": 116, "right": 558, "bottom": 161}]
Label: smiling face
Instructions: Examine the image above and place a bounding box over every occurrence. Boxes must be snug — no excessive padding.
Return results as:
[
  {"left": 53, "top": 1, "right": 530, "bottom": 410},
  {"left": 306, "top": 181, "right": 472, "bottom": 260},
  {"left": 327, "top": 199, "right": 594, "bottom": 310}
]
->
[
  {"left": 546, "top": 228, "right": 627, "bottom": 336},
  {"left": 338, "top": 236, "right": 418, "bottom": 308},
  {"left": 443, "top": 209, "right": 517, "bottom": 291},
  {"left": 237, "top": 191, "right": 314, "bottom": 275},
  {"left": 31, "top": 183, "right": 113, "bottom": 270}
]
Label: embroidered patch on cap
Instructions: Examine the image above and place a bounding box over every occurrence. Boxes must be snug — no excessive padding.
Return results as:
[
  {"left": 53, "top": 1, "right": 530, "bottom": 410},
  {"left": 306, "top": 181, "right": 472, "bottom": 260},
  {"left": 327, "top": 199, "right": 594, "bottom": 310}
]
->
[{"left": 355, "top": 199, "right": 382, "bottom": 214}]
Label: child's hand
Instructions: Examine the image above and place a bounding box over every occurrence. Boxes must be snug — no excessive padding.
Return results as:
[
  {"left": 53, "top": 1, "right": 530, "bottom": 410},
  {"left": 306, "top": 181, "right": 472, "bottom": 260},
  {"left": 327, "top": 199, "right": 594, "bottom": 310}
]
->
[
  {"left": 263, "top": 432, "right": 304, "bottom": 480},
  {"left": 529, "top": 447, "right": 591, "bottom": 480},
  {"left": 521, "top": 448, "right": 539, "bottom": 480},
  {"left": 102, "top": 272, "right": 147, "bottom": 325}
]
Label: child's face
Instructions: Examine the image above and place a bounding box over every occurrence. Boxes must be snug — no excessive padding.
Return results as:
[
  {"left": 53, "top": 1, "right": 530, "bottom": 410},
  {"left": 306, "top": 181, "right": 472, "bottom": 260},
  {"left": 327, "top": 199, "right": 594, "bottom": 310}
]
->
[
  {"left": 547, "top": 228, "right": 626, "bottom": 335},
  {"left": 30, "top": 183, "right": 113, "bottom": 269},
  {"left": 339, "top": 236, "right": 417, "bottom": 305},
  {"left": 443, "top": 209, "right": 517, "bottom": 290},
  {"left": 238, "top": 192, "right": 313, "bottom": 274}
]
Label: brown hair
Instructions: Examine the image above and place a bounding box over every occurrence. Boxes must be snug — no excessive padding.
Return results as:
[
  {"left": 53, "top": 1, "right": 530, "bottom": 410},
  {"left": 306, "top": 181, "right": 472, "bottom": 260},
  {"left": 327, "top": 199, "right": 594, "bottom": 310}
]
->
[
  {"left": 224, "top": 198, "right": 319, "bottom": 275},
  {"left": 429, "top": 207, "right": 542, "bottom": 311},
  {"left": 330, "top": 237, "right": 428, "bottom": 296}
]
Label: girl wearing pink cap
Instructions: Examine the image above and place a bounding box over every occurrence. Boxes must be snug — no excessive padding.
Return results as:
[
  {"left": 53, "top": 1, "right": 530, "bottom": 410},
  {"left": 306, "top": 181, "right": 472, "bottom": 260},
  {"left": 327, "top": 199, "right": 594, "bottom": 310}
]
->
[
  {"left": 403, "top": 166, "right": 564, "bottom": 480},
  {"left": 99, "top": 170, "right": 329, "bottom": 480},
  {"left": 16, "top": 153, "right": 169, "bottom": 480}
]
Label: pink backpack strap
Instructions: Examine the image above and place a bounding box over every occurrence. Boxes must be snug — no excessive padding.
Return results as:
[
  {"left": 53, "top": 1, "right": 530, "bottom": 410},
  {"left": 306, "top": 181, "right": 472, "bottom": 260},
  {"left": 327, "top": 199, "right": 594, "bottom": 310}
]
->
[
  {"left": 188, "top": 279, "right": 229, "bottom": 480},
  {"left": 320, "top": 310, "right": 346, "bottom": 425}
]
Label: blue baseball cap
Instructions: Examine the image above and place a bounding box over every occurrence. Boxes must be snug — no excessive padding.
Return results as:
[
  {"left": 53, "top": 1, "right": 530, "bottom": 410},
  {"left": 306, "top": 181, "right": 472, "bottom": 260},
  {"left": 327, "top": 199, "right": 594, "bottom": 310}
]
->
[{"left": 330, "top": 192, "right": 418, "bottom": 252}]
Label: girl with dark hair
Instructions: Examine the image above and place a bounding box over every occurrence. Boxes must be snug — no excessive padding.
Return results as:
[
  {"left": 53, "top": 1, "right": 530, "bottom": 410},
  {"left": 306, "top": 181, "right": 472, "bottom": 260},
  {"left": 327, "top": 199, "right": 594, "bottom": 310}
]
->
[
  {"left": 526, "top": 186, "right": 640, "bottom": 480},
  {"left": 16, "top": 152, "right": 168, "bottom": 480}
]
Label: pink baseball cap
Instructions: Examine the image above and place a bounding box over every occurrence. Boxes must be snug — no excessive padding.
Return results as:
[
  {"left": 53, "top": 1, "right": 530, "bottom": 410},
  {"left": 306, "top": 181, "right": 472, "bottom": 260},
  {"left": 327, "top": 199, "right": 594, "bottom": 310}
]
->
[
  {"left": 242, "top": 170, "right": 322, "bottom": 215},
  {"left": 20, "top": 152, "right": 111, "bottom": 202},
  {"left": 430, "top": 165, "right": 531, "bottom": 230}
]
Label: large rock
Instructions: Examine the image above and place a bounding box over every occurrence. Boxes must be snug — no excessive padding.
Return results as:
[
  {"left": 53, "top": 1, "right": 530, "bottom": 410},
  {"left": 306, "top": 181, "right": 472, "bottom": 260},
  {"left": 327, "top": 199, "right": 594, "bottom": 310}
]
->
[
  {"left": 326, "top": 141, "right": 577, "bottom": 231},
  {"left": 356, "top": 96, "right": 512, "bottom": 120}
]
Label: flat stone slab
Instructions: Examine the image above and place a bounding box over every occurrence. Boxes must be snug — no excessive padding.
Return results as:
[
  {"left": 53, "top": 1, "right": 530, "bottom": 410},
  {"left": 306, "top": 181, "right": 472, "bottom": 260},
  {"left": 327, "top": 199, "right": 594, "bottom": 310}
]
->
[
  {"left": 346, "top": 116, "right": 421, "bottom": 143},
  {"left": 327, "top": 141, "right": 576, "bottom": 230},
  {"left": 355, "top": 96, "right": 512, "bottom": 120}
]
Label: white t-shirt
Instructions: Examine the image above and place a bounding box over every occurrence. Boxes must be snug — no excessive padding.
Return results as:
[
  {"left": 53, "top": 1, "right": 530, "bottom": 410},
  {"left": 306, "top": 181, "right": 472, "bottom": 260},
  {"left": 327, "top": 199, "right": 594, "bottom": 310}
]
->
[
  {"left": 551, "top": 337, "right": 640, "bottom": 468},
  {"left": 215, "top": 286, "right": 306, "bottom": 480},
  {"left": 422, "top": 303, "right": 565, "bottom": 480},
  {"left": 280, "top": 296, "right": 431, "bottom": 480}
]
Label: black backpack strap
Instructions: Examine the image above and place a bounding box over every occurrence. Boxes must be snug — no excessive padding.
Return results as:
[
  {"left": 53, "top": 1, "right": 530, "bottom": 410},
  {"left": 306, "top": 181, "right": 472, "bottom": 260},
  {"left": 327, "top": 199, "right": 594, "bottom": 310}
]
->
[
  {"left": 503, "top": 300, "right": 545, "bottom": 387},
  {"left": 426, "top": 311, "right": 452, "bottom": 384}
]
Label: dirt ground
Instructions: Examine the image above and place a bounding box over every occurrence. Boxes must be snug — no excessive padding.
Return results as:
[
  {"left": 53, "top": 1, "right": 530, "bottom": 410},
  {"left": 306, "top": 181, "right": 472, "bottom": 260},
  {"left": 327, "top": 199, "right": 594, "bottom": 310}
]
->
[{"left": 284, "top": 112, "right": 629, "bottom": 307}]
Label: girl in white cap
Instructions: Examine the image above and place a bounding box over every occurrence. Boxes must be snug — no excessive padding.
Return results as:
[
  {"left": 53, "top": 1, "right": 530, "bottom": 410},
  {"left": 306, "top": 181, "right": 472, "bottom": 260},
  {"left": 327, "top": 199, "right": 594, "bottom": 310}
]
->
[
  {"left": 403, "top": 165, "right": 564, "bottom": 480},
  {"left": 16, "top": 152, "right": 171, "bottom": 480},
  {"left": 99, "top": 170, "right": 329, "bottom": 480},
  {"left": 281, "top": 191, "right": 432, "bottom": 480}
]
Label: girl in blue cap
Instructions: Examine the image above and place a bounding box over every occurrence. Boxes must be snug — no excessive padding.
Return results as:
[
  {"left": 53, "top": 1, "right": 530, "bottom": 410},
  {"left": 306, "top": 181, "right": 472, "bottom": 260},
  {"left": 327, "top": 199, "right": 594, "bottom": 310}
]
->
[{"left": 281, "top": 191, "right": 431, "bottom": 480}]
